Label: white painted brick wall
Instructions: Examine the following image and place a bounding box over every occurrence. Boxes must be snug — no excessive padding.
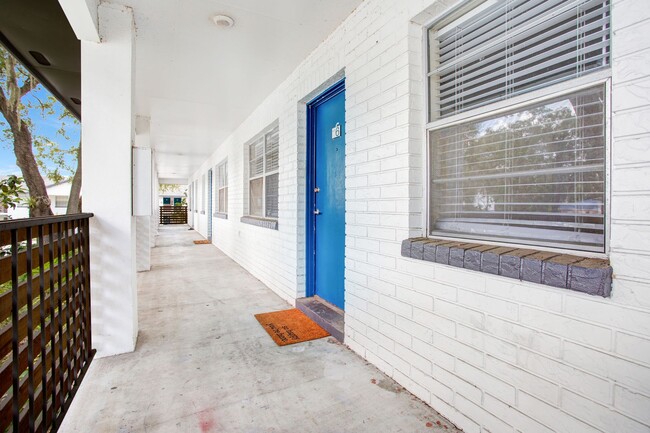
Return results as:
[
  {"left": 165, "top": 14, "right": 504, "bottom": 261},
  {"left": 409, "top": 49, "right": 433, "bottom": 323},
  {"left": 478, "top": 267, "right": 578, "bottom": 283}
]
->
[{"left": 187, "top": 0, "right": 650, "bottom": 431}]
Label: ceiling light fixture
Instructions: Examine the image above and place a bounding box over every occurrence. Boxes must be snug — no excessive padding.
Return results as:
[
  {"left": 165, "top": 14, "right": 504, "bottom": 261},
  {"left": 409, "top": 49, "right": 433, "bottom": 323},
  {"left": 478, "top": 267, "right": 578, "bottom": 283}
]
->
[{"left": 211, "top": 14, "right": 234, "bottom": 28}]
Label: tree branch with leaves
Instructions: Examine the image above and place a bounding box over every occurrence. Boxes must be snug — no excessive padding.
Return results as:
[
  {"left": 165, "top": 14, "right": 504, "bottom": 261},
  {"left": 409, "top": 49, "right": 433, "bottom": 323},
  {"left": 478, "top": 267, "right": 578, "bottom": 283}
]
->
[{"left": 0, "top": 45, "right": 81, "bottom": 216}]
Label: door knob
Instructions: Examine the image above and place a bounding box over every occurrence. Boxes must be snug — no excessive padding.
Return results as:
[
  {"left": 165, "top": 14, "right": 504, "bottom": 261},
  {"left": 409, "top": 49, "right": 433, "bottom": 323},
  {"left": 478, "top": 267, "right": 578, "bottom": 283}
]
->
[
  {"left": 314, "top": 209, "right": 321, "bottom": 215},
  {"left": 314, "top": 186, "right": 320, "bottom": 193}
]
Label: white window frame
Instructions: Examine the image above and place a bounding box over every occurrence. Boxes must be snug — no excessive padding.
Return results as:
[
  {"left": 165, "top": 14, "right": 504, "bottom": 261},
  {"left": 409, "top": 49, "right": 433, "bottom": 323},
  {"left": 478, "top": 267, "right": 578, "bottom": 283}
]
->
[
  {"left": 192, "top": 180, "right": 199, "bottom": 213},
  {"left": 201, "top": 174, "right": 206, "bottom": 214},
  {"left": 54, "top": 196, "right": 68, "bottom": 208},
  {"left": 216, "top": 160, "right": 228, "bottom": 214},
  {"left": 423, "top": 1, "right": 612, "bottom": 257},
  {"left": 247, "top": 123, "right": 279, "bottom": 219},
  {"left": 187, "top": 184, "right": 191, "bottom": 211}
]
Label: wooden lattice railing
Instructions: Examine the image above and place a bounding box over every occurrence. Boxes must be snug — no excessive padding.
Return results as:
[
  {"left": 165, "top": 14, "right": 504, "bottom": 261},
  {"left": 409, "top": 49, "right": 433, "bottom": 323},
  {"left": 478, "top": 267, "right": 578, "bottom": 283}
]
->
[
  {"left": 0, "top": 213, "right": 95, "bottom": 432},
  {"left": 160, "top": 206, "right": 187, "bottom": 225}
]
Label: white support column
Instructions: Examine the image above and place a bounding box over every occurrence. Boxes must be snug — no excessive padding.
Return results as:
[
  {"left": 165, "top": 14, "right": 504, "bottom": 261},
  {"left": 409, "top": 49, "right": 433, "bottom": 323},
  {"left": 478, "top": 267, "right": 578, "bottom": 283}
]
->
[
  {"left": 58, "top": 0, "right": 100, "bottom": 43},
  {"left": 134, "top": 119, "right": 152, "bottom": 272},
  {"left": 81, "top": 3, "right": 137, "bottom": 357},
  {"left": 151, "top": 159, "right": 159, "bottom": 247}
]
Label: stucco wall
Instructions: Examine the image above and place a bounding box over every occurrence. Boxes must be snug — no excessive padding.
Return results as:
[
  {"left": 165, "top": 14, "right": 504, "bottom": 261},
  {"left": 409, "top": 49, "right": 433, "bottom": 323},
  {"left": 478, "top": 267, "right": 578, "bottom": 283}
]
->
[{"left": 189, "top": 0, "right": 650, "bottom": 431}]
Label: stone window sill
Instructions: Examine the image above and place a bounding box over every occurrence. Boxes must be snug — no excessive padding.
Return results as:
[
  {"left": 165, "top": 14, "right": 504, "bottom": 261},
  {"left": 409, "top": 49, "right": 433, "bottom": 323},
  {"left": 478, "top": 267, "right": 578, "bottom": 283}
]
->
[
  {"left": 200, "top": 211, "right": 205, "bottom": 215},
  {"left": 240, "top": 216, "right": 278, "bottom": 230},
  {"left": 401, "top": 237, "right": 612, "bottom": 297},
  {"left": 214, "top": 212, "right": 228, "bottom": 219}
]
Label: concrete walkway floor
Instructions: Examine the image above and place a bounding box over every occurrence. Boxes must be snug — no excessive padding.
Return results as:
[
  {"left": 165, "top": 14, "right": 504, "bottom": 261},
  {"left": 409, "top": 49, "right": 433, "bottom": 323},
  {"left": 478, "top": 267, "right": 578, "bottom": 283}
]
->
[{"left": 60, "top": 225, "right": 461, "bottom": 433}]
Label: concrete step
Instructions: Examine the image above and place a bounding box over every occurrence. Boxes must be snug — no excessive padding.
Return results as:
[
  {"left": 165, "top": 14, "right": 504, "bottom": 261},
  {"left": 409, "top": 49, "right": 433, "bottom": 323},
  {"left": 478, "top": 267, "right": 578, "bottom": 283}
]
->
[{"left": 296, "top": 296, "right": 344, "bottom": 343}]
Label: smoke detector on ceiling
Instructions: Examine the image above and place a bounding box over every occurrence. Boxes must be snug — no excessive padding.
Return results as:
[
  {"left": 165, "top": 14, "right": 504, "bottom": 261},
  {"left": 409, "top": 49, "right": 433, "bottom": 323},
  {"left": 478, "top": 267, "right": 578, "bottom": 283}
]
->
[{"left": 211, "top": 15, "right": 234, "bottom": 28}]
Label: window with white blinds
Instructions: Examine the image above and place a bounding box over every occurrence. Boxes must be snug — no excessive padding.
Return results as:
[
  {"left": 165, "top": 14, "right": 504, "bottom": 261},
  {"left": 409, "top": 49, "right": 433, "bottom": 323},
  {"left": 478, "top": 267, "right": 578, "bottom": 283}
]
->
[
  {"left": 248, "top": 124, "right": 280, "bottom": 218},
  {"left": 217, "top": 160, "right": 228, "bottom": 214},
  {"left": 430, "top": 85, "right": 606, "bottom": 251},
  {"left": 427, "top": 0, "right": 610, "bottom": 253},
  {"left": 54, "top": 196, "right": 68, "bottom": 208},
  {"left": 428, "top": 0, "right": 611, "bottom": 120}
]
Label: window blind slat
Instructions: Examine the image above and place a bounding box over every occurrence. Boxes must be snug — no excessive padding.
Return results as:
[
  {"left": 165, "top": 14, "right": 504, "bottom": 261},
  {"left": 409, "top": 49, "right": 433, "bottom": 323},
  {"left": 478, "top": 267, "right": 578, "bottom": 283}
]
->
[
  {"left": 438, "top": 0, "right": 571, "bottom": 61},
  {"left": 437, "top": 0, "right": 606, "bottom": 68},
  {"left": 437, "top": 39, "right": 609, "bottom": 110},
  {"left": 431, "top": 0, "right": 610, "bottom": 118},
  {"left": 437, "top": 134, "right": 605, "bottom": 162},
  {"left": 432, "top": 163, "right": 603, "bottom": 183},
  {"left": 265, "top": 128, "right": 280, "bottom": 172},
  {"left": 435, "top": 217, "right": 603, "bottom": 230},
  {"left": 437, "top": 21, "right": 610, "bottom": 95}
]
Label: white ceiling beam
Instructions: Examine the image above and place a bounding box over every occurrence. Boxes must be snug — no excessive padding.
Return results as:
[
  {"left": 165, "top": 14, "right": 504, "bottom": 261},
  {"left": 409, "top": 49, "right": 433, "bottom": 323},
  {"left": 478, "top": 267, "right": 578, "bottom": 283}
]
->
[{"left": 58, "top": 0, "right": 100, "bottom": 43}]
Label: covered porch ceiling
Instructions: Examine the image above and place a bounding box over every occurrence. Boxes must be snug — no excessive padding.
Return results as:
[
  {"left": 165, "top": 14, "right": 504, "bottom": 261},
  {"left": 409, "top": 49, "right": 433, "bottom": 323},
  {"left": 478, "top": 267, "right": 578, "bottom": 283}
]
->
[{"left": 1, "top": 0, "right": 363, "bottom": 182}]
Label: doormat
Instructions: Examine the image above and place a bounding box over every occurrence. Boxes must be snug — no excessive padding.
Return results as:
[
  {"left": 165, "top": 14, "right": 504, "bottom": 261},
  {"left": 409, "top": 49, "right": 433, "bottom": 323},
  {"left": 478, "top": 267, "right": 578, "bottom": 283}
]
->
[
  {"left": 193, "top": 240, "right": 211, "bottom": 244},
  {"left": 254, "top": 308, "right": 329, "bottom": 346}
]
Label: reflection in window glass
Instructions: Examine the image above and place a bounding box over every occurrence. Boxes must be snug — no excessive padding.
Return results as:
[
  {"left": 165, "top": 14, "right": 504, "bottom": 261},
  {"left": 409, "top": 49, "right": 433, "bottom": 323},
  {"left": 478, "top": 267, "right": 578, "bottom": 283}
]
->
[
  {"left": 249, "top": 178, "right": 263, "bottom": 217},
  {"left": 430, "top": 85, "right": 605, "bottom": 252}
]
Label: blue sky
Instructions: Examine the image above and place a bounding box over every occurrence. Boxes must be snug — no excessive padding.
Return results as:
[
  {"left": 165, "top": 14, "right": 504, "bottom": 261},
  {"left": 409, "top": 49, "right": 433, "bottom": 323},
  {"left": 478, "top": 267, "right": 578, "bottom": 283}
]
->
[{"left": 0, "top": 84, "right": 80, "bottom": 182}]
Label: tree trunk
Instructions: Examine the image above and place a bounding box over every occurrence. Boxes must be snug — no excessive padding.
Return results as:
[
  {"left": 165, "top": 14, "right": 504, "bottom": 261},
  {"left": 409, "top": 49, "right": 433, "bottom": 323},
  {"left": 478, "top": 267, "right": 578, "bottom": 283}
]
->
[
  {"left": 67, "top": 145, "right": 82, "bottom": 214},
  {"left": 1, "top": 52, "right": 52, "bottom": 217},
  {"left": 11, "top": 118, "right": 52, "bottom": 217}
]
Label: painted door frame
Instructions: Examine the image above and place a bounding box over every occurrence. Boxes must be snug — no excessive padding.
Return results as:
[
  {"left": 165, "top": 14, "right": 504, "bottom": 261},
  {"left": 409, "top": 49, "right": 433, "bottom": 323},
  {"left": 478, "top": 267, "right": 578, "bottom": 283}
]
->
[
  {"left": 207, "top": 169, "right": 213, "bottom": 241},
  {"left": 305, "top": 78, "right": 345, "bottom": 299}
]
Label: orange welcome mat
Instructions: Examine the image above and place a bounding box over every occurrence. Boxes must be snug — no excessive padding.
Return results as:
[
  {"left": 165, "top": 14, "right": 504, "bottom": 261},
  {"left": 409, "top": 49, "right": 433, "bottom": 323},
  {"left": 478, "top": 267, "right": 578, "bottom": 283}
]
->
[
  {"left": 193, "top": 240, "right": 211, "bottom": 244},
  {"left": 254, "top": 308, "right": 330, "bottom": 346}
]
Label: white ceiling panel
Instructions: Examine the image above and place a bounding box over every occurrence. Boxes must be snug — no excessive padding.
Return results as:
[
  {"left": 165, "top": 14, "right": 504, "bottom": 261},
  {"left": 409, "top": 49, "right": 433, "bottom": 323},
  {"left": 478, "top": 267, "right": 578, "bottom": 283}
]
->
[{"left": 114, "top": 0, "right": 362, "bottom": 180}]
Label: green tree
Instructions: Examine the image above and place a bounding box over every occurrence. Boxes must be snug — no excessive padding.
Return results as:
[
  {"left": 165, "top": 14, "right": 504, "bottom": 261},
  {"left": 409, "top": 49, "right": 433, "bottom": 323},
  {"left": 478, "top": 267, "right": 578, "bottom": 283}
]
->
[
  {"left": 0, "top": 175, "right": 24, "bottom": 211},
  {"left": 0, "top": 45, "right": 81, "bottom": 216}
]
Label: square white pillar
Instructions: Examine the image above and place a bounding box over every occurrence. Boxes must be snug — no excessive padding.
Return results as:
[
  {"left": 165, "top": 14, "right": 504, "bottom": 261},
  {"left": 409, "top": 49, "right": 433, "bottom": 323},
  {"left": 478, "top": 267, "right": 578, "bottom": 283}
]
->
[
  {"left": 134, "top": 142, "right": 153, "bottom": 272},
  {"left": 81, "top": 3, "right": 137, "bottom": 357}
]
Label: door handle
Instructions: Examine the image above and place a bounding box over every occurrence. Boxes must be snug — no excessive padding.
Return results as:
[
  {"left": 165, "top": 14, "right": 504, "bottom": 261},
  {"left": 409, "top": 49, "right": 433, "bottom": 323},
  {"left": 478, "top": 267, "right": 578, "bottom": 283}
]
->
[{"left": 314, "top": 209, "right": 321, "bottom": 215}]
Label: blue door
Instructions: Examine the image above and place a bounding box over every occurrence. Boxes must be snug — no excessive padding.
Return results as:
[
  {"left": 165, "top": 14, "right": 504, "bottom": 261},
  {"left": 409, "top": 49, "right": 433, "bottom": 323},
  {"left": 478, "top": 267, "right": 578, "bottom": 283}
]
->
[{"left": 307, "top": 80, "right": 346, "bottom": 310}]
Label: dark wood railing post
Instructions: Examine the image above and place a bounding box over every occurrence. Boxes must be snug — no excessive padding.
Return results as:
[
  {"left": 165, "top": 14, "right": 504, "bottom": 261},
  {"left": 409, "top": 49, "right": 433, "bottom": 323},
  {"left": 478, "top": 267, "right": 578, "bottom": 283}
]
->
[
  {"left": 0, "top": 213, "right": 95, "bottom": 432},
  {"left": 25, "top": 226, "right": 35, "bottom": 432},
  {"left": 10, "top": 228, "right": 20, "bottom": 433},
  {"left": 37, "top": 224, "right": 47, "bottom": 429},
  {"left": 47, "top": 222, "right": 57, "bottom": 429}
]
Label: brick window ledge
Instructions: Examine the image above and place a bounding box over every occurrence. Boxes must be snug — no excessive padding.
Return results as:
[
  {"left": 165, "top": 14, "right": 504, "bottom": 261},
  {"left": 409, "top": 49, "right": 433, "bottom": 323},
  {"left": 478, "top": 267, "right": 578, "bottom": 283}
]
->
[
  {"left": 401, "top": 238, "right": 612, "bottom": 297},
  {"left": 240, "top": 216, "right": 278, "bottom": 230},
  {"left": 214, "top": 212, "right": 228, "bottom": 219}
]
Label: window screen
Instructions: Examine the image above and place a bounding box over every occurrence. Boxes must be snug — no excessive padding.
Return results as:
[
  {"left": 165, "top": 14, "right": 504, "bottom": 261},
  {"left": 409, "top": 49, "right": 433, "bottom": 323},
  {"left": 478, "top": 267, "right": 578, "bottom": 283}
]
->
[
  {"left": 429, "top": 85, "right": 605, "bottom": 252},
  {"left": 429, "top": 0, "right": 611, "bottom": 120}
]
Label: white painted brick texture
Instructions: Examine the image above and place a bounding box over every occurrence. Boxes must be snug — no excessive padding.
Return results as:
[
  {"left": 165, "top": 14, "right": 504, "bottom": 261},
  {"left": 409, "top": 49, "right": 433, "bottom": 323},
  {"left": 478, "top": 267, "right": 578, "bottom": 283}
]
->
[{"left": 188, "top": 0, "right": 650, "bottom": 432}]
